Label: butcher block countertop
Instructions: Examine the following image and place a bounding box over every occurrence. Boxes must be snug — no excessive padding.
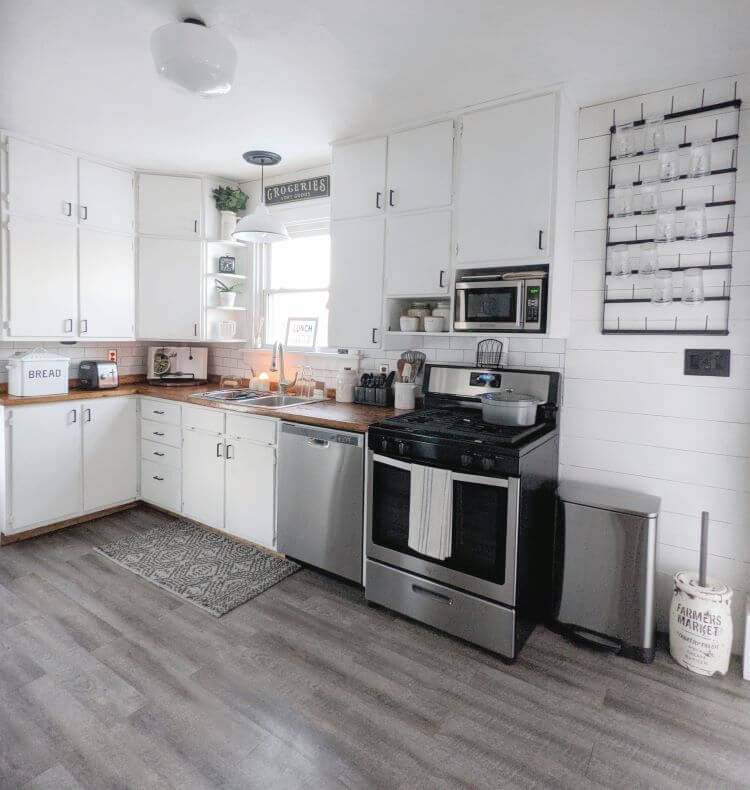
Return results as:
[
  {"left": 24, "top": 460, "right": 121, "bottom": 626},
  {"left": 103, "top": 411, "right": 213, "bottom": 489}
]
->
[{"left": 0, "top": 380, "right": 410, "bottom": 433}]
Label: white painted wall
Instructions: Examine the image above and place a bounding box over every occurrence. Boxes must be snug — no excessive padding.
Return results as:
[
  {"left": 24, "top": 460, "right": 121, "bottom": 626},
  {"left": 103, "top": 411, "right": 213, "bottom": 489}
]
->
[{"left": 562, "top": 73, "right": 750, "bottom": 648}]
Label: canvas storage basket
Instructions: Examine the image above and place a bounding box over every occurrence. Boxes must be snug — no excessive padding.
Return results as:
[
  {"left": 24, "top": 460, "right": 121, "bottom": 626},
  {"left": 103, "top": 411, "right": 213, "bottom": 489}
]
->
[{"left": 7, "top": 348, "right": 70, "bottom": 396}]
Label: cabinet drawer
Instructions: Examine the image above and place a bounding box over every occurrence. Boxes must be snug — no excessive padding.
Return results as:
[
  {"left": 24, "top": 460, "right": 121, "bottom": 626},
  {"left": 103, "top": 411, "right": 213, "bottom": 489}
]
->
[
  {"left": 140, "top": 418, "right": 181, "bottom": 447},
  {"left": 182, "top": 404, "right": 225, "bottom": 434},
  {"left": 140, "top": 398, "right": 181, "bottom": 425},
  {"left": 141, "top": 459, "right": 180, "bottom": 512},
  {"left": 141, "top": 438, "right": 180, "bottom": 468},
  {"left": 226, "top": 412, "right": 277, "bottom": 445}
]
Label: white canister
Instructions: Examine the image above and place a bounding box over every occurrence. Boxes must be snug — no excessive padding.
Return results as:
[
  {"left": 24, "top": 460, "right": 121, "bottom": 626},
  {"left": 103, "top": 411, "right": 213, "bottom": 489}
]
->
[
  {"left": 423, "top": 316, "right": 445, "bottom": 332},
  {"left": 394, "top": 382, "right": 417, "bottom": 410},
  {"left": 335, "top": 367, "right": 358, "bottom": 403},
  {"left": 669, "top": 571, "right": 733, "bottom": 676},
  {"left": 432, "top": 301, "right": 451, "bottom": 322},
  {"left": 7, "top": 349, "right": 70, "bottom": 396},
  {"left": 220, "top": 210, "right": 237, "bottom": 241}
]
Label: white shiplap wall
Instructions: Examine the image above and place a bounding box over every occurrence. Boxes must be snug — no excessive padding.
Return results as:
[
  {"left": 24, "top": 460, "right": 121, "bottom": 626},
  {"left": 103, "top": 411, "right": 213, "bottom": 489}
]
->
[{"left": 563, "top": 74, "right": 750, "bottom": 648}]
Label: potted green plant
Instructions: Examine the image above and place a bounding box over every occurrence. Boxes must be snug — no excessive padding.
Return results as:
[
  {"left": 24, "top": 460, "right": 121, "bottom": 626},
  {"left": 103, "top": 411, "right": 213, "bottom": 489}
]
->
[
  {"left": 212, "top": 186, "right": 249, "bottom": 240},
  {"left": 215, "top": 278, "right": 242, "bottom": 307}
]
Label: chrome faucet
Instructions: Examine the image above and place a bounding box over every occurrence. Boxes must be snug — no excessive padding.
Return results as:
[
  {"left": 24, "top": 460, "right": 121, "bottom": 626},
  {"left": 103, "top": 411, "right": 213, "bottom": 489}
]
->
[{"left": 270, "top": 342, "right": 297, "bottom": 394}]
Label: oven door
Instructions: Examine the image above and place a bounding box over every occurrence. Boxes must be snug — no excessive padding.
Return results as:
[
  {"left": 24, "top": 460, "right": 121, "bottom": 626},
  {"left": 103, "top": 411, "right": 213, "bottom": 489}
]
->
[
  {"left": 366, "top": 454, "right": 520, "bottom": 606},
  {"left": 454, "top": 280, "right": 523, "bottom": 331}
]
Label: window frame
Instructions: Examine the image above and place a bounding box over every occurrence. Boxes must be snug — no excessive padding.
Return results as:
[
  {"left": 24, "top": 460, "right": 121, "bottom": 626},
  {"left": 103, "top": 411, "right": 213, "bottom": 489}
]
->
[{"left": 258, "top": 218, "right": 331, "bottom": 350}]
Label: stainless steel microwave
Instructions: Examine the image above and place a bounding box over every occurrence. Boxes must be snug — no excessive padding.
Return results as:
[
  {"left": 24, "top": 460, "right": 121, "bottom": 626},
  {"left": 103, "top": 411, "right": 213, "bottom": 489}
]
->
[{"left": 454, "top": 266, "right": 548, "bottom": 333}]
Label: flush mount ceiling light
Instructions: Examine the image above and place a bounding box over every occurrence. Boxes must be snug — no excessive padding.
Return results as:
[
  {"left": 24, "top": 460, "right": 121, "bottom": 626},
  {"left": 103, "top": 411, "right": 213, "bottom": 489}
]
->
[
  {"left": 151, "top": 17, "right": 236, "bottom": 97},
  {"left": 232, "top": 151, "right": 290, "bottom": 244}
]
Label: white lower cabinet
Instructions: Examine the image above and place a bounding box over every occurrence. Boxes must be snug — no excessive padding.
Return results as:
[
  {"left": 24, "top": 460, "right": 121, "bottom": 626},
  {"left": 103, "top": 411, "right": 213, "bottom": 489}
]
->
[
  {"left": 7, "top": 403, "right": 83, "bottom": 532},
  {"left": 224, "top": 438, "right": 276, "bottom": 548},
  {"left": 181, "top": 428, "right": 225, "bottom": 530},
  {"left": 5, "top": 398, "right": 137, "bottom": 535},
  {"left": 83, "top": 397, "right": 137, "bottom": 512}
]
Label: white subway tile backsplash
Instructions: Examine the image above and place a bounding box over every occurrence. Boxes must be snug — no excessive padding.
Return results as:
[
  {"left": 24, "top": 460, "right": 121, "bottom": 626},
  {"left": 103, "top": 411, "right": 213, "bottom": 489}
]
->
[{"left": 507, "top": 337, "right": 543, "bottom": 353}]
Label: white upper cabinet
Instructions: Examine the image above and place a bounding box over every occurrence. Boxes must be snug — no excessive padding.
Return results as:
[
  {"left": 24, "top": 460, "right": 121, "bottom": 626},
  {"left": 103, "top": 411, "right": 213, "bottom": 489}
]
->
[
  {"left": 79, "top": 159, "right": 134, "bottom": 233},
  {"left": 82, "top": 397, "right": 138, "bottom": 512},
  {"left": 6, "top": 217, "right": 78, "bottom": 338},
  {"left": 137, "top": 173, "right": 202, "bottom": 237},
  {"left": 386, "top": 121, "right": 454, "bottom": 213},
  {"left": 328, "top": 216, "right": 385, "bottom": 349},
  {"left": 138, "top": 237, "right": 202, "bottom": 339},
  {"left": 79, "top": 229, "right": 135, "bottom": 338},
  {"left": 384, "top": 210, "right": 452, "bottom": 296},
  {"left": 6, "top": 137, "right": 77, "bottom": 222},
  {"left": 330, "top": 137, "right": 387, "bottom": 220},
  {"left": 456, "top": 92, "right": 557, "bottom": 264}
]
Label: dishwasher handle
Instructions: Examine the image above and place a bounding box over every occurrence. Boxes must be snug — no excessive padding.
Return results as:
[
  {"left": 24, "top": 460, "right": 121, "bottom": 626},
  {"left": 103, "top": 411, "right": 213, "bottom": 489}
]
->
[
  {"left": 307, "top": 437, "right": 330, "bottom": 448},
  {"left": 281, "top": 421, "right": 363, "bottom": 447}
]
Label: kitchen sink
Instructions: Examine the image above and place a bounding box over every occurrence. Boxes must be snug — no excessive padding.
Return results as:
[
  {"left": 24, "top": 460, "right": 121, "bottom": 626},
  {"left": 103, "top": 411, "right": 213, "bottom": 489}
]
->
[
  {"left": 199, "top": 389, "right": 259, "bottom": 401},
  {"left": 249, "top": 395, "right": 318, "bottom": 408}
]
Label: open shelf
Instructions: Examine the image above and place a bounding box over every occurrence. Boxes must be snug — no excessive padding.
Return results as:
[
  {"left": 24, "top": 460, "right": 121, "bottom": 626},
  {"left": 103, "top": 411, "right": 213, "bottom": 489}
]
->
[
  {"left": 207, "top": 305, "right": 247, "bottom": 312},
  {"left": 608, "top": 167, "right": 737, "bottom": 190},
  {"left": 609, "top": 134, "right": 739, "bottom": 162},
  {"left": 606, "top": 231, "right": 733, "bottom": 247},
  {"left": 208, "top": 272, "right": 247, "bottom": 280},
  {"left": 604, "top": 295, "right": 730, "bottom": 305},
  {"left": 603, "top": 329, "right": 729, "bottom": 336},
  {"left": 608, "top": 199, "right": 735, "bottom": 219},
  {"left": 609, "top": 99, "right": 742, "bottom": 133}
]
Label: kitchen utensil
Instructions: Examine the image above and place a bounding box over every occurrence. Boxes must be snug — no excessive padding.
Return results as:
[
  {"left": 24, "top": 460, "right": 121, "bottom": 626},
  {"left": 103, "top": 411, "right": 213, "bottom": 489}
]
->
[
  {"left": 400, "top": 316, "right": 420, "bottom": 332},
  {"left": 681, "top": 267, "right": 705, "bottom": 303},
  {"left": 384, "top": 370, "right": 396, "bottom": 389},
  {"left": 480, "top": 390, "right": 542, "bottom": 426},
  {"left": 475, "top": 338, "right": 504, "bottom": 369},
  {"left": 652, "top": 270, "right": 674, "bottom": 303},
  {"left": 423, "top": 316, "right": 445, "bottom": 332},
  {"left": 688, "top": 139, "right": 712, "bottom": 178},
  {"left": 394, "top": 382, "right": 417, "bottom": 410}
]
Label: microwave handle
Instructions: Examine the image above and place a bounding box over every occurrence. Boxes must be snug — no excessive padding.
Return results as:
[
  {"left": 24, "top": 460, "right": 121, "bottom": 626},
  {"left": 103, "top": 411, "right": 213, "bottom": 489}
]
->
[{"left": 516, "top": 281, "right": 525, "bottom": 328}]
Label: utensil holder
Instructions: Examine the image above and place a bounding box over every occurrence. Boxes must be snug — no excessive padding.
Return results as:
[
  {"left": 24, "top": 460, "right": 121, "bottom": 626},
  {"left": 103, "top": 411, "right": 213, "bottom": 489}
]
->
[{"left": 354, "top": 386, "right": 394, "bottom": 406}]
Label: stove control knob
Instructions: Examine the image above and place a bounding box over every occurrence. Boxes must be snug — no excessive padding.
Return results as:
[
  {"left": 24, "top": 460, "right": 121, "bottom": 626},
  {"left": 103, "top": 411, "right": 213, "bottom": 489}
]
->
[
  {"left": 397, "top": 441, "right": 409, "bottom": 456},
  {"left": 379, "top": 438, "right": 389, "bottom": 452},
  {"left": 481, "top": 457, "right": 494, "bottom": 472},
  {"left": 460, "top": 453, "right": 473, "bottom": 467}
]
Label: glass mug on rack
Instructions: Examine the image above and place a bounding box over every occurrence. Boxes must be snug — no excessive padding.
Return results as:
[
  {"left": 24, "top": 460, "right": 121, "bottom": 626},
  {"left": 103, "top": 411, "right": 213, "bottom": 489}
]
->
[
  {"left": 688, "top": 139, "right": 712, "bottom": 178},
  {"left": 612, "top": 185, "right": 634, "bottom": 217},
  {"left": 613, "top": 123, "right": 637, "bottom": 158},
  {"left": 639, "top": 180, "right": 661, "bottom": 214},
  {"left": 658, "top": 144, "right": 681, "bottom": 181},
  {"left": 643, "top": 118, "right": 665, "bottom": 153},
  {"left": 639, "top": 242, "right": 660, "bottom": 276},
  {"left": 681, "top": 268, "right": 705, "bottom": 303},
  {"left": 684, "top": 203, "right": 708, "bottom": 240},
  {"left": 610, "top": 244, "right": 631, "bottom": 278},
  {"left": 651, "top": 270, "right": 674, "bottom": 304},
  {"left": 654, "top": 208, "right": 677, "bottom": 243}
]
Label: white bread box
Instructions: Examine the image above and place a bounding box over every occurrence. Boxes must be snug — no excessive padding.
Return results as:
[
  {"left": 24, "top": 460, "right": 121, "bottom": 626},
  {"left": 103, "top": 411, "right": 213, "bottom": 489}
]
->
[{"left": 7, "top": 348, "right": 70, "bottom": 396}]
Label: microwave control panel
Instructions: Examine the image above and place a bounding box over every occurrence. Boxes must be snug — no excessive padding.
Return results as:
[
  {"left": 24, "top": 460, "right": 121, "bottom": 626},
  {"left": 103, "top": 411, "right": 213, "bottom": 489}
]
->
[{"left": 525, "top": 285, "right": 541, "bottom": 324}]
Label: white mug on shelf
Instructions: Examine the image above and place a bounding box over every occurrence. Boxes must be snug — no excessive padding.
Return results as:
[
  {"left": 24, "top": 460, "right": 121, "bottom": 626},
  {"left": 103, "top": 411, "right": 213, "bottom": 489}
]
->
[{"left": 219, "top": 320, "right": 237, "bottom": 339}]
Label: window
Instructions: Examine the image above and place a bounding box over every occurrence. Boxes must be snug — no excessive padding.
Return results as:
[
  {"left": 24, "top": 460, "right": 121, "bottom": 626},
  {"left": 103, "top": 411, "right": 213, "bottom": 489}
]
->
[{"left": 262, "top": 223, "right": 330, "bottom": 348}]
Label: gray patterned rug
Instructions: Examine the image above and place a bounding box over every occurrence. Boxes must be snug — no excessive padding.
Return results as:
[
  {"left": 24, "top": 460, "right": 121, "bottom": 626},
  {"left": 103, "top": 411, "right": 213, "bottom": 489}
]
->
[{"left": 94, "top": 520, "right": 300, "bottom": 616}]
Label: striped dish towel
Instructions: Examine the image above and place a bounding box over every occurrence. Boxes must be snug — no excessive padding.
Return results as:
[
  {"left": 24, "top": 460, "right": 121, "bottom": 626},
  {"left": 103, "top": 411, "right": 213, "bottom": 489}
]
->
[{"left": 407, "top": 464, "right": 453, "bottom": 560}]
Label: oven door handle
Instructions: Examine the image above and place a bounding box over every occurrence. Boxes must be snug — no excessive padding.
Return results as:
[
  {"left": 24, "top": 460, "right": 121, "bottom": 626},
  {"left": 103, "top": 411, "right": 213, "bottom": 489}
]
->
[
  {"left": 451, "top": 471, "right": 509, "bottom": 488},
  {"left": 372, "top": 453, "right": 411, "bottom": 471}
]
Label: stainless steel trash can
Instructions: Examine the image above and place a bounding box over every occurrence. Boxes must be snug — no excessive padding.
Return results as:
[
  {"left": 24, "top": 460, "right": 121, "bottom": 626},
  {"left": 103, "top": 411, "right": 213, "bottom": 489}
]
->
[{"left": 552, "top": 482, "right": 660, "bottom": 663}]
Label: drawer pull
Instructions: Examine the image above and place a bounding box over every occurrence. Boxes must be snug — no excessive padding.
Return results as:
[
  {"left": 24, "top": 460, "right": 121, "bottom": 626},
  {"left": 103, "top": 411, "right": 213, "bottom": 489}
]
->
[
  {"left": 153, "top": 431, "right": 165, "bottom": 436},
  {"left": 411, "top": 584, "right": 453, "bottom": 605},
  {"left": 153, "top": 451, "right": 165, "bottom": 457},
  {"left": 153, "top": 410, "right": 165, "bottom": 415},
  {"left": 152, "top": 475, "right": 164, "bottom": 481}
]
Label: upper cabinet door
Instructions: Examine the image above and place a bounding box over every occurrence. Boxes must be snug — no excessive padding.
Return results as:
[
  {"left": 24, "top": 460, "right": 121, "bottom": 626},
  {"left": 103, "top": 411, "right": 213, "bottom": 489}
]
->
[
  {"left": 137, "top": 174, "right": 202, "bottom": 237},
  {"left": 6, "top": 137, "right": 77, "bottom": 222},
  {"left": 387, "top": 121, "right": 454, "bottom": 213},
  {"left": 137, "top": 237, "right": 202, "bottom": 340},
  {"left": 456, "top": 93, "right": 556, "bottom": 264},
  {"left": 79, "top": 159, "right": 134, "bottom": 233},
  {"left": 330, "top": 137, "right": 387, "bottom": 220},
  {"left": 385, "top": 210, "right": 452, "bottom": 297},
  {"left": 6, "top": 217, "right": 78, "bottom": 338},
  {"left": 328, "top": 216, "right": 385, "bottom": 349},
  {"left": 79, "top": 229, "right": 135, "bottom": 338}
]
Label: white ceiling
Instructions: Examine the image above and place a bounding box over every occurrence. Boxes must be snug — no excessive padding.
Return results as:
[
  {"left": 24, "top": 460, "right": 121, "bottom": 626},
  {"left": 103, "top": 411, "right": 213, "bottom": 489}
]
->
[{"left": 1, "top": 0, "right": 748, "bottom": 179}]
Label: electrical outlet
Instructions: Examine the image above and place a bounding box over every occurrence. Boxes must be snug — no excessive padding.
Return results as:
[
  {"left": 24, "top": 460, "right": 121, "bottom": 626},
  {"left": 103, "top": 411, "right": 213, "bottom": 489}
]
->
[
  {"left": 107, "top": 349, "right": 117, "bottom": 363},
  {"left": 379, "top": 364, "right": 389, "bottom": 374}
]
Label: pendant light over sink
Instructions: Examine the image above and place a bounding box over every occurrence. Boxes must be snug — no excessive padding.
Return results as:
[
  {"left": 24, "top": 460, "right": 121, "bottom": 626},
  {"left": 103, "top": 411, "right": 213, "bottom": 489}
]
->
[
  {"left": 232, "top": 151, "right": 290, "bottom": 244},
  {"left": 151, "top": 17, "right": 236, "bottom": 97}
]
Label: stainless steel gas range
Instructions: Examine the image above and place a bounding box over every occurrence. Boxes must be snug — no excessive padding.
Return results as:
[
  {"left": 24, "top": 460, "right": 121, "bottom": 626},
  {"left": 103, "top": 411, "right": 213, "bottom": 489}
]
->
[{"left": 365, "top": 364, "right": 560, "bottom": 660}]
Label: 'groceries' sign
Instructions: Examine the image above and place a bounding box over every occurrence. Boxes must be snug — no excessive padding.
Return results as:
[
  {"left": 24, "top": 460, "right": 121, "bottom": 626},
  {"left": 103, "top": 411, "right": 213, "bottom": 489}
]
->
[{"left": 265, "top": 176, "right": 330, "bottom": 205}]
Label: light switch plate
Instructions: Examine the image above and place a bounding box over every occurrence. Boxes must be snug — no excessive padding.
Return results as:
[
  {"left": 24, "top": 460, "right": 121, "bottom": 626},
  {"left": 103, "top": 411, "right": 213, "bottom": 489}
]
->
[{"left": 684, "top": 349, "right": 730, "bottom": 377}]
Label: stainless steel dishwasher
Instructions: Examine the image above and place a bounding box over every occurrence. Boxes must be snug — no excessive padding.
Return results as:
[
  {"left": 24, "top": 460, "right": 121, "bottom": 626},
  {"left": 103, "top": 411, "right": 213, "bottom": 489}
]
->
[{"left": 277, "top": 422, "right": 365, "bottom": 583}]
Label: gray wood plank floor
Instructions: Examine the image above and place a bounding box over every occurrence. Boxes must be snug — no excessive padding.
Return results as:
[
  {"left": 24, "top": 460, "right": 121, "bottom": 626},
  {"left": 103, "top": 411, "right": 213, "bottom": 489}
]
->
[{"left": 1, "top": 505, "right": 749, "bottom": 789}]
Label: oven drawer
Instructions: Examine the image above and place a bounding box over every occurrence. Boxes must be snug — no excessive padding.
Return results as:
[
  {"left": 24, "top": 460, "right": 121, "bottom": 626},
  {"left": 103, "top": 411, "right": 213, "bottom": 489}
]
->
[{"left": 365, "top": 560, "right": 516, "bottom": 658}]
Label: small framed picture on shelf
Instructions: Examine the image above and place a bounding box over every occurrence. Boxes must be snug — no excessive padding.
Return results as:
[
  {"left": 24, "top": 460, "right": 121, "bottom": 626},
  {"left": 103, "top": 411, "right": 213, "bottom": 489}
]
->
[
  {"left": 285, "top": 317, "right": 318, "bottom": 349},
  {"left": 218, "top": 255, "right": 236, "bottom": 274}
]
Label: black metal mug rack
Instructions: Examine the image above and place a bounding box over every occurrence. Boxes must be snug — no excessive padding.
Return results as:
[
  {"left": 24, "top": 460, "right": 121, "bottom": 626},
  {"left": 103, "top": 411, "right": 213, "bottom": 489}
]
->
[{"left": 602, "top": 84, "right": 741, "bottom": 336}]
